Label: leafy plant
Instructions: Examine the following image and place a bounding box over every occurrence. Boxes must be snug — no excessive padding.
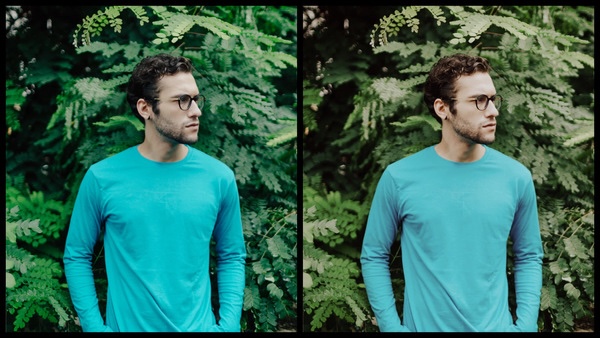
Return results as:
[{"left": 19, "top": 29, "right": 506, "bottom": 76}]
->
[
  {"left": 242, "top": 207, "right": 297, "bottom": 331},
  {"left": 302, "top": 195, "right": 375, "bottom": 332},
  {"left": 5, "top": 79, "right": 27, "bottom": 135},
  {"left": 6, "top": 201, "right": 75, "bottom": 332}
]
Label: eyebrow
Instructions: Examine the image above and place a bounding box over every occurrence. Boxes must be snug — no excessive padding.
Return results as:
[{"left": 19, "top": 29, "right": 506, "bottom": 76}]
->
[
  {"left": 466, "top": 93, "right": 497, "bottom": 98},
  {"left": 166, "top": 93, "right": 200, "bottom": 98}
]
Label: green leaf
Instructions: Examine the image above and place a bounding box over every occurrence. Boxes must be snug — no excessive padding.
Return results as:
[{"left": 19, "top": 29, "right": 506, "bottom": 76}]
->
[
  {"left": 6, "top": 272, "right": 16, "bottom": 289},
  {"left": 267, "top": 236, "right": 292, "bottom": 260},
  {"left": 266, "top": 282, "right": 284, "bottom": 299},
  {"left": 303, "top": 272, "right": 314, "bottom": 289},
  {"left": 564, "top": 282, "right": 581, "bottom": 299},
  {"left": 564, "top": 237, "right": 589, "bottom": 260}
]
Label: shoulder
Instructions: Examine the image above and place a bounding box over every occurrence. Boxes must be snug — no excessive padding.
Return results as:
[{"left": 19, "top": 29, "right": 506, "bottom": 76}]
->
[
  {"left": 187, "top": 147, "right": 235, "bottom": 178},
  {"left": 377, "top": 147, "right": 436, "bottom": 187},
  {"left": 485, "top": 146, "right": 531, "bottom": 177},
  {"left": 387, "top": 146, "right": 435, "bottom": 172},
  {"left": 88, "top": 146, "right": 138, "bottom": 172}
]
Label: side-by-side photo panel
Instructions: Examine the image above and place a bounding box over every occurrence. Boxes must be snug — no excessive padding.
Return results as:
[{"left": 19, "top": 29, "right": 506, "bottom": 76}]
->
[
  {"left": 302, "top": 5, "right": 594, "bottom": 333},
  {"left": 6, "top": 6, "right": 298, "bottom": 333}
]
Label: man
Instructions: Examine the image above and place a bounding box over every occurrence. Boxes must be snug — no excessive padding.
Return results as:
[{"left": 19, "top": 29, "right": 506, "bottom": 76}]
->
[
  {"left": 360, "top": 54, "right": 543, "bottom": 332},
  {"left": 63, "top": 53, "right": 247, "bottom": 332}
]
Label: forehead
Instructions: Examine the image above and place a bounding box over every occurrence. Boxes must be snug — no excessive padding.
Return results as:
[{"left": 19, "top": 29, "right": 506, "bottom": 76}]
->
[
  {"left": 156, "top": 72, "right": 198, "bottom": 96},
  {"left": 454, "top": 72, "right": 496, "bottom": 96}
]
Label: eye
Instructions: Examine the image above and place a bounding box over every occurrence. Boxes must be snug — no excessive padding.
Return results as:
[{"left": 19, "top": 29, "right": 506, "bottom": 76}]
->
[
  {"left": 476, "top": 95, "right": 488, "bottom": 107},
  {"left": 179, "top": 94, "right": 192, "bottom": 105}
]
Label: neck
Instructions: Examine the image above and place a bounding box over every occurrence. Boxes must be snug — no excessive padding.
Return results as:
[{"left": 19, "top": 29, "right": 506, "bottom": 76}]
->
[
  {"left": 138, "top": 139, "right": 188, "bottom": 162},
  {"left": 434, "top": 138, "right": 485, "bottom": 163}
]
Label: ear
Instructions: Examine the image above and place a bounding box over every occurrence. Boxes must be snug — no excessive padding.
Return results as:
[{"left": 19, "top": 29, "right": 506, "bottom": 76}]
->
[
  {"left": 137, "top": 98, "right": 152, "bottom": 121},
  {"left": 433, "top": 98, "right": 448, "bottom": 121}
]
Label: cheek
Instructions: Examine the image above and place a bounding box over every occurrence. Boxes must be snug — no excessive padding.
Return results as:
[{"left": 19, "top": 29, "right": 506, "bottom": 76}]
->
[
  {"left": 157, "top": 112, "right": 179, "bottom": 124},
  {"left": 455, "top": 109, "right": 480, "bottom": 122}
]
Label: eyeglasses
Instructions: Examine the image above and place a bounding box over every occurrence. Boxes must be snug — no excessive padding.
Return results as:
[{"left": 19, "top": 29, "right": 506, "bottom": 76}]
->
[
  {"left": 152, "top": 94, "right": 205, "bottom": 111},
  {"left": 449, "top": 94, "right": 502, "bottom": 111}
]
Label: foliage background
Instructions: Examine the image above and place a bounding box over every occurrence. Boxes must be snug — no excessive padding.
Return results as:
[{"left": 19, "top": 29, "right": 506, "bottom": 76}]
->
[
  {"left": 5, "top": 6, "right": 297, "bottom": 332},
  {"left": 302, "top": 6, "right": 594, "bottom": 332}
]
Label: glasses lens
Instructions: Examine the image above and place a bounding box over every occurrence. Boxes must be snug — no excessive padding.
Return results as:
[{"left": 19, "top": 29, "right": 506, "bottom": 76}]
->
[
  {"left": 476, "top": 95, "right": 489, "bottom": 111},
  {"left": 197, "top": 95, "right": 204, "bottom": 110},
  {"left": 494, "top": 95, "right": 502, "bottom": 110},
  {"left": 474, "top": 95, "right": 502, "bottom": 111},
  {"left": 179, "top": 95, "right": 192, "bottom": 110}
]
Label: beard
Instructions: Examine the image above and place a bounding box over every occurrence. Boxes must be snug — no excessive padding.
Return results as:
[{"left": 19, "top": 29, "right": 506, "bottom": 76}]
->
[
  {"left": 151, "top": 109, "right": 198, "bottom": 145},
  {"left": 448, "top": 112, "right": 495, "bottom": 145}
]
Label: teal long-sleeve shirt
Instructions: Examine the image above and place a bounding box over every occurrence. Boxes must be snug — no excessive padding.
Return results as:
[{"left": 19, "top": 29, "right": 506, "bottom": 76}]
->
[
  {"left": 63, "top": 145, "right": 246, "bottom": 332},
  {"left": 360, "top": 145, "right": 543, "bottom": 332}
]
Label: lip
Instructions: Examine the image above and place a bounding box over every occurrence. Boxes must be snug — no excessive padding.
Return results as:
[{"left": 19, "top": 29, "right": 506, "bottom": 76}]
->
[
  {"left": 186, "top": 123, "right": 199, "bottom": 128},
  {"left": 483, "top": 123, "right": 496, "bottom": 128}
]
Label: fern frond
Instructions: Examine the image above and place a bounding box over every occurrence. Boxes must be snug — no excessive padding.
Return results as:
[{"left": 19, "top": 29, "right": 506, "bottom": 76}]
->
[
  {"left": 93, "top": 115, "right": 144, "bottom": 132},
  {"left": 390, "top": 115, "right": 441, "bottom": 132},
  {"left": 370, "top": 78, "right": 410, "bottom": 104},
  {"left": 266, "top": 124, "right": 297, "bottom": 147},
  {"left": 74, "top": 78, "right": 112, "bottom": 103},
  {"left": 485, "top": 14, "right": 539, "bottom": 40},
  {"left": 370, "top": 6, "right": 447, "bottom": 47},
  {"left": 563, "top": 124, "right": 594, "bottom": 147},
  {"left": 73, "top": 6, "right": 148, "bottom": 48},
  {"left": 448, "top": 13, "right": 494, "bottom": 44}
]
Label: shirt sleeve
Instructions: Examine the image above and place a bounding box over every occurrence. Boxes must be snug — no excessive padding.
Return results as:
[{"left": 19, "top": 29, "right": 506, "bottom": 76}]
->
[
  {"left": 360, "top": 169, "right": 410, "bottom": 332},
  {"left": 211, "top": 175, "right": 247, "bottom": 332},
  {"left": 63, "top": 170, "right": 112, "bottom": 332},
  {"left": 509, "top": 174, "right": 544, "bottom": 332}
]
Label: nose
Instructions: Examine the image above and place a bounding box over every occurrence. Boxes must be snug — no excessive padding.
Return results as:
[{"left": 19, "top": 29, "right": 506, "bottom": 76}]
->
[
  {"left": 486, "top": 103, "right": 499, "bottom": 118},
  {"left": 188, "top": 100, "right": 202, "bottom": 118}
]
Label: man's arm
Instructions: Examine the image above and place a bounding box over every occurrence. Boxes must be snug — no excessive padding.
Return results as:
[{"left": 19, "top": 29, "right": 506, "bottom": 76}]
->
[
  {"left": 63, "top": 170, "right": 112, "bottom": 332},
  {"left": 510, "top": 176, "right": 544, "bottom": 332},
  {"left": 212, "top": 175, "right": 247, "bottom": 332},
  {"left": 360, "top": 169, "right": 409, "bottom": 332}
]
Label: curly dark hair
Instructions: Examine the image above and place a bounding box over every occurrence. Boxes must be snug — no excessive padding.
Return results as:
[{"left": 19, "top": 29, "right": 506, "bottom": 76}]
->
[
  {"left": 126, "top": 53, "right": 195, "bottom": 124},
  {"left": 423, "top": 54, "right": 491, "bottom": 124}
]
